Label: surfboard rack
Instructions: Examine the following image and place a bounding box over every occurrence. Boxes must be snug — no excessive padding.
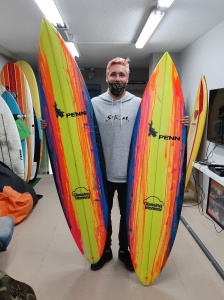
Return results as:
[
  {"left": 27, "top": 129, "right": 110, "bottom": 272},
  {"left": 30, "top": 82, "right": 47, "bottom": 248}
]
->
[
  {"left": 180, "top": 216, "right": 224, "bottom": 280},
  {"left": 15, "top": 114, "right": 26, "bottom": 119}
]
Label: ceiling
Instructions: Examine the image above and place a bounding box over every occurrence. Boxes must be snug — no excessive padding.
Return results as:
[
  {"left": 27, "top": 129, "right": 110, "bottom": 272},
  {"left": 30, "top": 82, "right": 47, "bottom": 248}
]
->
[{"left": 1, "top": 0, "right": 224, "bottom": 71}]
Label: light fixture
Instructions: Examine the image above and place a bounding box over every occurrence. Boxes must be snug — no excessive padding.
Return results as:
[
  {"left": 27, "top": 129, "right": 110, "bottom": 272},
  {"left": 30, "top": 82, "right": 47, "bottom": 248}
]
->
[
  {"left": 87, "top": 70, "right": 95, "bottom": 79},
  {"left": 34, "top": 0, "right": 67, "bottom": 28},
  {"left": 80, "top": 68, "right": 95, "bottom": 79},
  {"left": 65, "top": 42, "right": 80, "bottom": 58},
  {"left": 135, "top": 9, "right": 165, "bottom": 49},
  {"left": 34, "top": 0, "right": 80, "bottom": 58},
  {"left": 135, "top": 0, "right": 175, "bottom": 49},
  {"left": 157, "top": 0, "right": 175, "bottom": 9}
]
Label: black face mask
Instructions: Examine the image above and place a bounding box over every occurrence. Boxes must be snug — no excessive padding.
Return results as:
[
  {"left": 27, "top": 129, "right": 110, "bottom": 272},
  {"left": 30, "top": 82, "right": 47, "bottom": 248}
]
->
[{"left": 108, "top": 82, "right": 126, "bottom": 97}]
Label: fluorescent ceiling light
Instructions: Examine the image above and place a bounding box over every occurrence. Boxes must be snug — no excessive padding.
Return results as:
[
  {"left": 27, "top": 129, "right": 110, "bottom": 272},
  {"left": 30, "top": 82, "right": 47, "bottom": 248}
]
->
[
  {"left": 34, "top": 0, "right": 66, "bottom": 28},
  {"left": 157, "top": 0, "right": 175, "bottom": 9},
  {"left": 66, "top": 42, "right": 80, "bottom": 58},
  {"left": 135, "top": 9, "right": 165, "bottom": 49}
]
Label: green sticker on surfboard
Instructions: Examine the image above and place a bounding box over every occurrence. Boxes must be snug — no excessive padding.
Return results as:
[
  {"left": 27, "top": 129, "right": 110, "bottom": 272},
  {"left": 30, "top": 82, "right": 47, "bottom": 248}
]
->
[{"left": 16, "top": 118, "right": 31, "bottom": 140}]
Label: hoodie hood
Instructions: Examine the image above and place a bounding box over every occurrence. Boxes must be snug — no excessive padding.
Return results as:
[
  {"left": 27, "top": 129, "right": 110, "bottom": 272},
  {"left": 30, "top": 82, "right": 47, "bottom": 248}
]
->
[{"left": 98, "top": 91, "right": 136, "bottom": 103}]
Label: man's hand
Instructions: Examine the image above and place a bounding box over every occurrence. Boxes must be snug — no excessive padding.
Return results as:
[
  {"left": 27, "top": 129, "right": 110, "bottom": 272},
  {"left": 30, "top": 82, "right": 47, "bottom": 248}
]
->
[
  {"left": 40, "top": 119, "right": 48, "bottom": 130},
  {"left": 181, "top": 116, "right": 190, "bottom": 127}
]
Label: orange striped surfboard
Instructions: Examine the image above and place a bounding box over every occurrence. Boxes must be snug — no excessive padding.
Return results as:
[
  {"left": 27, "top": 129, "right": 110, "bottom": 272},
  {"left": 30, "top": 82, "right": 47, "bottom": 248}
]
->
[
  {"left": 127, "top": 53, "right": 187, "bottom": 285},
  {"left": 38, "top": 18, "right": 108, "bottom": 263}
]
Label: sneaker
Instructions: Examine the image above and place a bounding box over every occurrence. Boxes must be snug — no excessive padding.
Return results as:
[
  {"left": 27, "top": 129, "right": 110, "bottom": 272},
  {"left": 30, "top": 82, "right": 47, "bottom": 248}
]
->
[
  {"left": 118, "top": 250, "right": 134, "bottom": 272},
  {"left": 90, "top": 249, "right": 113, "bottom": 271}
]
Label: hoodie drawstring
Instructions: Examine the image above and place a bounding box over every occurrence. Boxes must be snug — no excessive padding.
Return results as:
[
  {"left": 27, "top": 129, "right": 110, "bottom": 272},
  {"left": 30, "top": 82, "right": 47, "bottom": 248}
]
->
[
  {"left": 111, "top": 97, "right": 114, "bottom": 126},
  {"left": 120, "top": 98, "right": 123, "bottom": 127},
  {"left": 110, "top": 95, "right": 124, "bottom": 127}
]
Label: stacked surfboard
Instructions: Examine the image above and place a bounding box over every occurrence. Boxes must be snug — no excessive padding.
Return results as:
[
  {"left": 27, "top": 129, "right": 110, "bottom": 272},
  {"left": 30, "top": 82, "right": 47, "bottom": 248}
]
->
[
  {"left": 0, "top": 92, "right": 24, "bottom": 179},
  {"left": 0, "top": 60, "right": 43, "bottom": 182}
]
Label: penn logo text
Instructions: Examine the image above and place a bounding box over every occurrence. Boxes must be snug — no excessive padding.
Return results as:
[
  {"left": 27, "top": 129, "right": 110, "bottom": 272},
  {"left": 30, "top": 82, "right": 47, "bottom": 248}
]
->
[{"left": 148, "top": 120, "right": 180, "bottom": 141}]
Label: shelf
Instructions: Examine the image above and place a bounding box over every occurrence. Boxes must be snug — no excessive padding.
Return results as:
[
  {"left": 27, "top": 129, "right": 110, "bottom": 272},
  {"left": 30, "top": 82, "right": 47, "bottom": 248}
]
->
[{"left": 193, "top": 162, "right": 224, "bottom": 186}]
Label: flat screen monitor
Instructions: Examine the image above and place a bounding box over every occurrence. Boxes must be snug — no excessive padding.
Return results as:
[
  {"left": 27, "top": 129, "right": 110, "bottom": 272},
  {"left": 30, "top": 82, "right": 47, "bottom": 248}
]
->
[{"left": 207, "top": 88, "right": 224, "bottom": 145}]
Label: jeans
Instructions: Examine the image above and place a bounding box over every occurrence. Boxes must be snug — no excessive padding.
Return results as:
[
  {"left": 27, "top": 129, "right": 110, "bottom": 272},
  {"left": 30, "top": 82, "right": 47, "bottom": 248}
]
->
[{"left": 105, "top": 181, "right": 128, "bottom": 251}]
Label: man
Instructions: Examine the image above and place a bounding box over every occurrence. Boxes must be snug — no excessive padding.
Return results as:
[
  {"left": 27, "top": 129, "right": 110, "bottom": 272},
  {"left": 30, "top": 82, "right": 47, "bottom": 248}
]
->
[{"left": 90, "top": 57, "right": 141, "bottom": 271}]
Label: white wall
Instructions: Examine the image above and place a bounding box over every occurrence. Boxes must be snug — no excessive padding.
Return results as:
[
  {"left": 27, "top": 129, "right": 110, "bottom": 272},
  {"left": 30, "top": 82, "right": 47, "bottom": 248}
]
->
[
  {"left": 179, "top": 20, "right": 224, "bottom": 200},
  {"left": 180, "top": 20, "right": 224, "bottom": 163}
]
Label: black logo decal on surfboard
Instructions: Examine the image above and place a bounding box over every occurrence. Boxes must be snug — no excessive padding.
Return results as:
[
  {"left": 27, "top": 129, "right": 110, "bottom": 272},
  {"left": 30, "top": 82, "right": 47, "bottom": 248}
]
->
[
  {"left": 54, "top": 102, "right": 64, "bottom": 118},
  {"left": 148, "top": 121, "right": 157, "bottom": 137},
  {"left": 148, "top": 120, "right": 180, "bottom": 141},
  {"left": 66, "top": 111, "right": 86, "bottom": 118},
  {"left": 53, "top": 102, "right": 86, "bottom": 118},
  {"left": 159, "top": 135, "right": 180, "bottom": 141},
  {"left": 72, "top": 187, "right": 90, "bottom": 200},
  {"left": 143, "top": 196, "right": 164, "bottom": 211}
]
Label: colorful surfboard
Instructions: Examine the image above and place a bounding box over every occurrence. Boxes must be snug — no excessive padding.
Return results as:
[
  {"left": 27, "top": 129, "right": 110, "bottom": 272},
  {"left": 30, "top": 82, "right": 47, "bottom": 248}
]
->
[
  {"left": 0, "top": 62, "right": 35, "bottom": 182},
  {"left": 16, "top": 60, "right": 43, "bottom": 180},
  {"left": 185, "top": 75, "right": 208, "bottom": 187},
  {"left": 0, "top": 95, "right": 24, "bottom": 179},
  {"left": 127, "top": 52, "right": 187, "bottom": 285},
  {"left": 38, "top": 18, "right": 107, "bottom": 263},
  {"left": 0, "top": 84, "right": 28, "bottom": 180}
]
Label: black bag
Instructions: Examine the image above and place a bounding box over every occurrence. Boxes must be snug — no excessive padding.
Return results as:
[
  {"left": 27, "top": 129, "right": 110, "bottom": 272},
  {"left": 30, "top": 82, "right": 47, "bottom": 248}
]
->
[{"left": 0, "top": 162, "right": 40, "bottom": 206}]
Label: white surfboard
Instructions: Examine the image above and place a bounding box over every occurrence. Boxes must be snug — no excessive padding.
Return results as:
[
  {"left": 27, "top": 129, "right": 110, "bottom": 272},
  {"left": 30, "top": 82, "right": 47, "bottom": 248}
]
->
[{"left": 0, "top": 95, "right": 25, "bottom": 179}]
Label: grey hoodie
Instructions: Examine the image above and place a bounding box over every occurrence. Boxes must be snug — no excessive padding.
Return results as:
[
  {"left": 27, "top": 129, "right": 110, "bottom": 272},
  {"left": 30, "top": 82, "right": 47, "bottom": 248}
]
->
[{"left": 92, "top": 91, "right": 141, "bottom": 183}]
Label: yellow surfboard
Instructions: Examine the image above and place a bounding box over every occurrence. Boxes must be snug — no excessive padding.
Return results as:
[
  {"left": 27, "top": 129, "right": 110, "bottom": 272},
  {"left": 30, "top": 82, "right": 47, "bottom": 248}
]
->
[
  {"left": 39, "top": 18, "right": 108, "bottom": 263},
  {"left": 16, "top": 60, "right": 43, "bottom": 177},
  {"left": 185, "top": 76, "right": 208, "bottom": 187},
  {"left": 127, "top": 53, "right": 187, "bottom": 285}
]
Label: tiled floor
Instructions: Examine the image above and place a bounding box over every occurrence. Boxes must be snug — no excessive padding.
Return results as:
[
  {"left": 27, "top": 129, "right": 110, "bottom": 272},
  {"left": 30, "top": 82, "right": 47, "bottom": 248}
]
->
[{"left": 1, "top": 174, "right": 224, "bottom": 299}]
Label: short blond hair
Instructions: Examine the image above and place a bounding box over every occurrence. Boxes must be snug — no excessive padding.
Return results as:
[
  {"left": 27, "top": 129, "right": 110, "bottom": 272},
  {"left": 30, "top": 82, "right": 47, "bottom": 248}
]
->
[{"left": 106, "top": 57, "right": 130, "bottom": 76}]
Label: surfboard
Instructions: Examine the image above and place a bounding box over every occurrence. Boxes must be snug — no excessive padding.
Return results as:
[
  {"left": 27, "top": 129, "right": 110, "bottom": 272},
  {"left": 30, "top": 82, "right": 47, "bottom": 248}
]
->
[
  {"left": 0, "top": 95, "right": 24, "bottom": 179},
  {"left": 185, "top": 75, "right": 208, "bottom": 187},
  {"left": 38, "top": 18, "right": 108, "bottom": 263},
  {"left": 16, "top": 60, "right": 43, "bottom": 180},
  {"left": 0, "top": 62, "right": 35, "bottom": 182},
  {"left": 0, "top": 84, "right": 28, "bottom": 180},
  {"left": 127, "top": 52, "right": 187, "bottom": 285}
]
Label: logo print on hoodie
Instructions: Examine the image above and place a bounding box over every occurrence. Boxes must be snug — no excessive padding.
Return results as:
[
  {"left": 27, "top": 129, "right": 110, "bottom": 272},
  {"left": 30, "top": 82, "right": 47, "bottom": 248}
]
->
[{"left": 105, "top": 114, "right": 129, "bottom": 122}]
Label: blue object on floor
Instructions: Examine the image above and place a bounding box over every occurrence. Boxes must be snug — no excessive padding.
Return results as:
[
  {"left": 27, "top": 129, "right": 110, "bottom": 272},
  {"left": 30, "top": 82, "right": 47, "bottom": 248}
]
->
[{"left": 0, "top": 216, "right": 14, "bottom": 251}]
